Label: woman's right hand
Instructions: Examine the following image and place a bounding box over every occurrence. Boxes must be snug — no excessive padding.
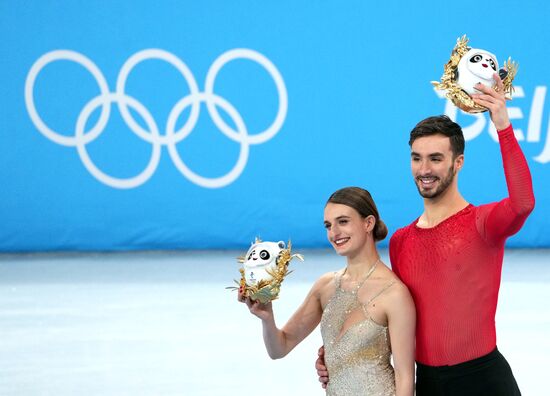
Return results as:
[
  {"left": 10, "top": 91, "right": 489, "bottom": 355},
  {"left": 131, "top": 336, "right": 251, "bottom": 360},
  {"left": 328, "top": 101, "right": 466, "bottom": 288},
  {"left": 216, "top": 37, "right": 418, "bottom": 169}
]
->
[{"left": 238, "top": 289, "right": 274, "bottom": 321}]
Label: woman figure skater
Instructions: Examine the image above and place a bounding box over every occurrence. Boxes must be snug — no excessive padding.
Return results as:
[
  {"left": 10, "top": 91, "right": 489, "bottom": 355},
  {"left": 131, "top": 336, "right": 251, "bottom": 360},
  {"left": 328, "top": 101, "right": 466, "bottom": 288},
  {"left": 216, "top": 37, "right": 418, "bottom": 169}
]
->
[{"left": 239, "top": 187, "right": 416, "bottom": 395}]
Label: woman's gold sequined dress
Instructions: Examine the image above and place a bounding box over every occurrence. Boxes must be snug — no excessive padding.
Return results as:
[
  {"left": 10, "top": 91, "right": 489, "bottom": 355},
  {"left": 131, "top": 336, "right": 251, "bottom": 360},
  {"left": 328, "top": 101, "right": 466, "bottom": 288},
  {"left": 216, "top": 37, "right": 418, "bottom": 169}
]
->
[{"left": 320, "top": 270, "right": 396, "bottom": 396}]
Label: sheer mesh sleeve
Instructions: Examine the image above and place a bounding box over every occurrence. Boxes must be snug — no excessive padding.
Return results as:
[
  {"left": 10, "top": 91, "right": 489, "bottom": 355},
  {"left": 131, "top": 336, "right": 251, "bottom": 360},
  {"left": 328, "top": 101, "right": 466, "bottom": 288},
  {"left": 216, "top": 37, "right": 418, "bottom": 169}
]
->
[{"left": 476, "top": 125, "right": 535, "bottom": 245}]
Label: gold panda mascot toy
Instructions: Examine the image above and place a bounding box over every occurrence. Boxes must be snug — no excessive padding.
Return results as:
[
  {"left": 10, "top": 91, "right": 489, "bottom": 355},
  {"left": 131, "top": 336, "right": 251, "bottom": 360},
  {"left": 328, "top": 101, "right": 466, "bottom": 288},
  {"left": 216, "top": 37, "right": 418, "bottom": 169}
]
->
[
  {"left": 432, "top": 35, "right": 518, "bottom": 113},
  {"left": 228, "top": 238, "right": 303, "bottom": 304}
]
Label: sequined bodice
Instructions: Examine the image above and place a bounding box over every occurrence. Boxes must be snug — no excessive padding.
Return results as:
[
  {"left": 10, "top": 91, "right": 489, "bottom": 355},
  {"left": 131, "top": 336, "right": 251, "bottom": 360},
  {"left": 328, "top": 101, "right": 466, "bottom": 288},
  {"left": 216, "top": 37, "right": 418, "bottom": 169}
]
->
[{"left": 320, "top": 272, "right": 396, "bottom": 396}]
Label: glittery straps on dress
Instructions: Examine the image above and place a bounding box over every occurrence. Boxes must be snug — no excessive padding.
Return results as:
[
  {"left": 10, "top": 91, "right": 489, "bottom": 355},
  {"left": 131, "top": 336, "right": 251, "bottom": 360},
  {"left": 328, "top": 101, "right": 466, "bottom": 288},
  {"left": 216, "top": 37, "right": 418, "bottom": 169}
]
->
[
  {"left": 362, "top": 280, "right": 396, "bottom": 323},
  {"left": 366, "top": 281, "right": 396, "bottom": 306}
]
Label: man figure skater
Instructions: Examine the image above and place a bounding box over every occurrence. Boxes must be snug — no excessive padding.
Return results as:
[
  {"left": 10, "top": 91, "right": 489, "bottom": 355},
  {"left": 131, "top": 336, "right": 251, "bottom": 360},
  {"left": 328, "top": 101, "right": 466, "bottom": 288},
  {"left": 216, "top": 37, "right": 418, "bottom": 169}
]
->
[{"left": 316, "top": 74, "right": 535, "bottom": 395}]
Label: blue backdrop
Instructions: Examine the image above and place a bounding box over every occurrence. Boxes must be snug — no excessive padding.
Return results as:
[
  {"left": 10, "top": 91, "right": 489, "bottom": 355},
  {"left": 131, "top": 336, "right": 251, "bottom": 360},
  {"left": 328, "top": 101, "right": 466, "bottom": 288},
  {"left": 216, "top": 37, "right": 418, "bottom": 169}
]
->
[{"left": 1, "top": 1, "right": 548, "bottom": 251}]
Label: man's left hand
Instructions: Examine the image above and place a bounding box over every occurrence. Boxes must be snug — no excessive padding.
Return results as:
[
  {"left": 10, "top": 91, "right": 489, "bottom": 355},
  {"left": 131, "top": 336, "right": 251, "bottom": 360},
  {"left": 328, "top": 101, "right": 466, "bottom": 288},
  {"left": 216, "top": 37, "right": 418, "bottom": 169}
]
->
[{"left": 471, "top": 73, "right": 511, "bottom": 131}]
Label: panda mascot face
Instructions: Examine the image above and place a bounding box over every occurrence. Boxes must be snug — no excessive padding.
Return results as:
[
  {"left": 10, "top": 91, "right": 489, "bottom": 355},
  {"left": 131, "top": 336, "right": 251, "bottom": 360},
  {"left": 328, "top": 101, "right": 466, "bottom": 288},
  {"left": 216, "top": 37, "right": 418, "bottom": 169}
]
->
[
  {"left": 243, "top": 240, "right": 286, "bottom": 285},
  {"left": 457, "top": 48, "right": 499, "bottom": 95}
]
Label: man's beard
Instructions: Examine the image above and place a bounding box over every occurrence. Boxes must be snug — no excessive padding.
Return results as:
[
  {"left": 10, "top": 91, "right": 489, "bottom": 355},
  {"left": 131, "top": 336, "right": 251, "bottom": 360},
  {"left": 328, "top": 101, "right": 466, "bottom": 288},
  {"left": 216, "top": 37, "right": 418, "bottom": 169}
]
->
[{"left": 416, "top": 165, "right": 456, "bottom": 199}]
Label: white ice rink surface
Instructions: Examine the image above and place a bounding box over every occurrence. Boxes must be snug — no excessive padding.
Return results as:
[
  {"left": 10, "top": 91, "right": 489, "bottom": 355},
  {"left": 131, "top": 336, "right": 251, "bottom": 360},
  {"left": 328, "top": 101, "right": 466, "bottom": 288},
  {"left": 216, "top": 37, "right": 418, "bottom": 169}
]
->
[{"left": 0, "top": 249, "right": 549, "bottom": 395}]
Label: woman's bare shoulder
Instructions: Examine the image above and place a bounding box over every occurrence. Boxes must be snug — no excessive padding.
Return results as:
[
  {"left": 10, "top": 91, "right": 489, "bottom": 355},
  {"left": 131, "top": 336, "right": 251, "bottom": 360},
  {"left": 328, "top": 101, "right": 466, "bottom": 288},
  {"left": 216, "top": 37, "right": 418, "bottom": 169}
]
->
[
  {"left": 374, "top": 265, "right": 412, "bottom": 301},
  {"left": 308, "top": 270, "right": 342, "bottom": 297},
  {"left": 383, "top": 275, "right": 414, "bottom": 310},
  {"left": 313, "top": 270, "right": 338, "bottom": 288}
]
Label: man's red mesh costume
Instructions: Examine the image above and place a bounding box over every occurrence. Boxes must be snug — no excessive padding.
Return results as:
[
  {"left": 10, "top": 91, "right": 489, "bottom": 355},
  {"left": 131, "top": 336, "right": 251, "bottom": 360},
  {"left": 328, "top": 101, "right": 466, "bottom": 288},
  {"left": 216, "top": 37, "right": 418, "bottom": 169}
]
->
[{"left": 390, "top": 125, "right": 535, "bottom": 366}]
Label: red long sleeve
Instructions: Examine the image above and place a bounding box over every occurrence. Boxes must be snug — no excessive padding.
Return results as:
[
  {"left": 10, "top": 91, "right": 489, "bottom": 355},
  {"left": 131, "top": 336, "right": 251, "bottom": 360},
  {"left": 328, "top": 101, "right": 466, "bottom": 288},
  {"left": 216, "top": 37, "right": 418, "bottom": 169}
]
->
[
  {"left": 390, "top": 125, "right": 535, "bottom": 366},
  {"left": 479, "top": 125, "right": 535, "bottom": 245}
]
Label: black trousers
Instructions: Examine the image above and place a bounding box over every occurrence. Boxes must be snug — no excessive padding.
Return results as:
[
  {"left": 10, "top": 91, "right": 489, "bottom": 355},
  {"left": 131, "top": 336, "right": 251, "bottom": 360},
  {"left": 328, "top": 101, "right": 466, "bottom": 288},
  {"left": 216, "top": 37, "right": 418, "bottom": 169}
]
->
[{"left": 416, "top": 348, "right": 521, "bottom": 396}]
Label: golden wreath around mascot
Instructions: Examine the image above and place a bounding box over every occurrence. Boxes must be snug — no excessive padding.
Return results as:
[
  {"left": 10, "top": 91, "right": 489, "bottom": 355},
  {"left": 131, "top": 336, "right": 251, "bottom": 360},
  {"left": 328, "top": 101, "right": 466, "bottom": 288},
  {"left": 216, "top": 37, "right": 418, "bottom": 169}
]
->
[
  {"left": 228, "top": 238, "right": 304, "bottom": 304},
  {"left": 432, "top": 35, "right": 518, "bottom": 113}
]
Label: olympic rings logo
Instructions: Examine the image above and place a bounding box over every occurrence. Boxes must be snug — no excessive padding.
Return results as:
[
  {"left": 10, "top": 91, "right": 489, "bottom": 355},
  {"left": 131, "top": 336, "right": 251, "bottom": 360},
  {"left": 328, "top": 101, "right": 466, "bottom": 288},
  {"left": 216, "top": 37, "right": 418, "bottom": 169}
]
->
[{"left": 24, "top": 49, "right": 287, "bottom": 188}]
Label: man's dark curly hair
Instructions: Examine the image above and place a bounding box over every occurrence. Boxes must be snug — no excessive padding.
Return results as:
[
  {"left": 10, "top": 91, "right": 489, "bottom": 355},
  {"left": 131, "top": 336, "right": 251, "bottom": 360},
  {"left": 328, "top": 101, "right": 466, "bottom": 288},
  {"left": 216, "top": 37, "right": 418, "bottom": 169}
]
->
[{"left": 409, "top": 115, "right": 465, "bottom": 158}]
